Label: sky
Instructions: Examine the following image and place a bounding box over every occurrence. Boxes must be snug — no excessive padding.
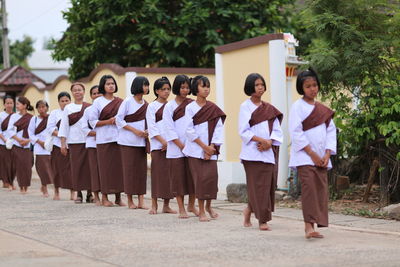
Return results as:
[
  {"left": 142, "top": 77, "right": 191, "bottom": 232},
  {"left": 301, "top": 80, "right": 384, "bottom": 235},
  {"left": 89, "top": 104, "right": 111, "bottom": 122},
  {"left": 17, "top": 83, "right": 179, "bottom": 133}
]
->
[{"left": 7, "top": 0, "right": 70, "bottom": 50}]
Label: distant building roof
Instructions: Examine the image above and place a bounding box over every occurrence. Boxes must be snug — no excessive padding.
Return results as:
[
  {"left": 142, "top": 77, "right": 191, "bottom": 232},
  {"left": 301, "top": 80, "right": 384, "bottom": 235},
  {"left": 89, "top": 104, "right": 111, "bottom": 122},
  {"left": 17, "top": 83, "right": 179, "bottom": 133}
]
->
[
  {"left": 0, "top": 66, "right": 47, "bottom": 93},
  {"left": 28, "top": 49, "right": 71, "bottom": 70}
]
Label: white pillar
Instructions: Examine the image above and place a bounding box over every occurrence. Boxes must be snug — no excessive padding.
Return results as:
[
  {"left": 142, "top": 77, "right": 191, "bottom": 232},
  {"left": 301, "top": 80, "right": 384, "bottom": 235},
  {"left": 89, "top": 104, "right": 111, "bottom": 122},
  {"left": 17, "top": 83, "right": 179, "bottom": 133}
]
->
[
  {"left": 215, "top": 53, "right": 226, "bottom": 161},
  {"left": 269, "top": 40, "right": 289, "bottom": 189},
  {"left": 125, "top": 72, "right": 137, "bottom": 98},
  {"left": 44, "top": 90, "right": 49, "bottom": 106}
]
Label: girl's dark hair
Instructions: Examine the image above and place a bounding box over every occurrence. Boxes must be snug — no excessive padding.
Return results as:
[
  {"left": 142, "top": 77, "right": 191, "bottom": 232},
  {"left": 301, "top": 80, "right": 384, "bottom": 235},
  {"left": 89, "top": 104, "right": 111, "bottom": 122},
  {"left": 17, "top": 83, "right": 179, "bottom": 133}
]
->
[
  {"left": 58, "top": 91, "right": 71, "bottom": 101},
  {"left": 131, "top": 76, "right": 150, "bottom": 95},
  {"left": 35, "top": 100, "right": 49, "bottom": 109},
  {"left": 296, "top": 68, "right": 321, "bottom": 95},
  {"left": 172, "top": 74, "right": 191, "bottom": 96},
  {"left": 244, "top": 73, "right": 266, "bottom": 96},
  {"left": 153, "top": 76, "right": 171, "bottom": 97},
  {"left": 190, "top": 75, "right": 210, "bottom": 96},
  {"left": 90, "top": 85, "right": 99, "bottom": 95},
  {"left": 98, "top": 75, "right": 118, "bottom": 95},
  {"left": 17, "top": 96, "right": 34, "bottom": 111},
  {"left": 3, "top": 95, "right": 14, "bottom": 105},
  {"left": 70, "top": 82, "right": 85, "bottom": 91}
]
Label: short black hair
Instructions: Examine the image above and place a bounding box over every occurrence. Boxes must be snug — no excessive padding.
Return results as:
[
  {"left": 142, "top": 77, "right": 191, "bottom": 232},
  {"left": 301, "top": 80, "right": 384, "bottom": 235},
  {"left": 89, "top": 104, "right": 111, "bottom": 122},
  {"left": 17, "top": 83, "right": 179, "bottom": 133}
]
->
[
  {"left": 35, "top": 100, "right": 49, "bottom": 109},
  {"left": 244, "top": 73, "right": 266, "bottom": 96},
  {"left": 98, "top": 75, "right": 118, "bottom": 95},
  {"left": 190, "top": 75, "right": 210, "bottom": 96},
  {"left": 172, "top": 75, "right": 191, "bottom": 96},
  {"left": 296, "top": 68, "right": 321, "bottom": 95},
  {"left": 131, "top": 76, "right": 150, "bottom": 95},
  {"left": 153, "top": 76, "right": 171, "bottom": 97},
  {"left": 58, "top": 91, "right": 71, "bottom": 101},
  {"left": 3, "top": 95, "right": 14, "bottom": 105},
  {"left": 90, "top": 85, "right": 99, "bottom": 95}
]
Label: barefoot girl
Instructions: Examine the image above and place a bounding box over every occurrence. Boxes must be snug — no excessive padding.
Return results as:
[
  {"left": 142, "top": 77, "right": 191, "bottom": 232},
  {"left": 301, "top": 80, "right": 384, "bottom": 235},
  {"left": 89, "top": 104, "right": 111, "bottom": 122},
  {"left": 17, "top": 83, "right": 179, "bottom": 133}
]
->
[
  {"left": 238, "top": 73, "right": 283, "bottom": 231},
  {"left": 183, "top": 75, "right": 226, "bottom": 222},
  {"left": 59, "top": 83, "right": 92, "bottom": 203},
  {"left": 163, "top": 75, "right": 198, "bottom": 218},
  {"left": 146, "top": 77, "right": 176, "bottom": 215},
  {"left": 7, "top": 96, "right": 33, "bottom": 194},
  {"left": 28, "top": 100, "right": 54, "bottom": 197},
  {"left": 47, "top": 92, "right": 73, "bottom": 200},
  {"left": 116, "top": 76, "right": 149, "bottom": 210},
  {"left": 89, "top": 75, "right": 125, "bottom": 207},
  {"left": 0, "top": 96, "right": 15, "bottom": 190},
  {"left": 288, "top": 69, "right": 336, "bottom": 239}
]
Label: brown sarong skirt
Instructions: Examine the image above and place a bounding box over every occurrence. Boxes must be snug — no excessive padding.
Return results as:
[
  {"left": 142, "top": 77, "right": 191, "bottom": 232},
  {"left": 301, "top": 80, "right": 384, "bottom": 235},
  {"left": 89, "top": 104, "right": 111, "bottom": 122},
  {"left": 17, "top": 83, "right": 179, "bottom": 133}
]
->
[
  {"left": 187, "top": 157, "right": 218, "bottom": 200},
  {"left": 51, "top": 146, "right": 73, "bottom": 189},
  {"left": 69, "top": 143, "right": 91, "bottom": 191},
  {"left": 298, "top": 165, "right": 329, "bottom": 227},
  {"left": 11, "top": 146, "right": 33, "bottom": 187},
  {"left": 169, "top": 157, "right": 195, "bottom": 196},
  {"left": 120, "top": 145, "right": 146, "bottom": 195},
  {"left": 97, "top": 142, "right": 124, "bottom": 194},
  {"left": 87, "top": 148, "right": 101, "bottom": 192},
  {"left": 242, "top": 160, "right": 275, "bottom": 223},
  {"left": 0, "top": 144, "right": 15, "bottom": 185},
  {"left": 150, "top": 150, "right": 173, "bottom": 199},
  {"left": 35, "top": 155, "right": 53, "bottom": 185}
]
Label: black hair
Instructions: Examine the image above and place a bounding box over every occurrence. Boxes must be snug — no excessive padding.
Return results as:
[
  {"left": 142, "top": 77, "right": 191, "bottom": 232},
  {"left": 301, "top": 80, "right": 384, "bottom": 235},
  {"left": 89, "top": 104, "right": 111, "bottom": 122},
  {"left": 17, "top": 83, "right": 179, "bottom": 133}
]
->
[
  {"left": 17, "top": 96, "right": 34, "bottom": 111},
  {"left": 244, "top": 73, "right": 266, "bottom": 96},
  {"left": 57, "top": 91, "right": 71, "bottom": 101},
  {"left": 172, "top": 75, "right": 191, "bottom": 96},
  {"left": 153, "top": 76, "right": 171, "bottom": 97},
  {"left": 190, "top": 75, "right": 210, "bottom": 96},
  {"left": 130, "top": 76, "right": 150, "bottom": 95},
  {"left": 90, "top": 85, "right": 99, "bottom": 95},
  {"left": 98, "top": 75, "right": 118, "bottom": 95},
  {"left": 296, "top": 68, "right": 321, "bottom": 95},
  {"left": 3, "top": 95, "right": 14, "bottom": 105},
  {"left": 35, "top": 100, "right": 49, "bottom": 109}
]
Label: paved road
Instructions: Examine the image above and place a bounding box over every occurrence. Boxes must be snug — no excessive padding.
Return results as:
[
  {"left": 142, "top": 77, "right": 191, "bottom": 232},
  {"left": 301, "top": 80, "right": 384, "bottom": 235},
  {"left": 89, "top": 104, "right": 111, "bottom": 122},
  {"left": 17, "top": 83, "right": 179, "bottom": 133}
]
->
[{"left": 0, "top": 178, "right": 399, "bottom": 267}]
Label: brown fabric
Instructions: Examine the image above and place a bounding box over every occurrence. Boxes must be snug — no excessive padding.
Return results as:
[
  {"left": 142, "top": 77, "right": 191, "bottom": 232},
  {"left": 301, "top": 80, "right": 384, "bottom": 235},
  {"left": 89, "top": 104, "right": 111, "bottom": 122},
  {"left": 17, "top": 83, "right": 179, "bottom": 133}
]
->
[
  {"left": 248, "top": 101, "right": 283, "bottom": 135},
  {"left": 242, "top": 160, "right": 275, "bottom": 223},
  {"left": 51, "top": 146, "right": 73, "bottom": 189},
  {"left": 69, "top": 144, "right": 91, "bottom": 191},
  {"left": 56, "top": 120, "right": 61, "bottom": 129},
  {"left": 35, "top": 155, "right": 53, "bottom": 185},
  {"left": 97, "top": 142, "right": 124, "bottom": 194},
  {"left": 169, "top": 157, "right": 195, "bottom": 196},
  {"left": 0, "top": 145, "right": 15, "bottom": 185},
  {"left": 34, "top": 115, "right": 49, "bottom": 135},
  {"left": 193, "top": 101, "right": 226, "bottom": 146},
  {"left": 124, "top": 101, "right": 150, "bottom": 153},
  {"left": 87, "top": 148, "right": 101, "bottom": 192},
  {"left": 150, "top": 150, "right": 173, "bottom": 199},
  {"left": 14, "top": 113, "right": 33, "bottom": 138},
  {"left": 68, "top": 102, "right": 91, "bottom": 126},
  {"left": 99, "top": 97, "right": 123, "bottom": 120},
  {"left": 50, "top": 146, "right": 62, "bottom": 188},
  {"left": 11, "top": 146, "right": 33, "bottom": 187},
  {"left": 155, "top": 103, "right": 167, "bottom": 122},
  {"left": 173, "top": 98, "right": 193, "bottom": 121},
  {"left": 187, "top": 157, "right": 218, "bottom": 200},
  {"left": 302, "top": 102, "right": 334, "bottom": 131},
  {"left": 119, "top": 145, "right": 147, "bottom": 195},
  {"left": 297, "top": 165, "right": 329, "bottom": 227},
  {"left": 1, "top": 113, "right": 13, "bottom": 131}
]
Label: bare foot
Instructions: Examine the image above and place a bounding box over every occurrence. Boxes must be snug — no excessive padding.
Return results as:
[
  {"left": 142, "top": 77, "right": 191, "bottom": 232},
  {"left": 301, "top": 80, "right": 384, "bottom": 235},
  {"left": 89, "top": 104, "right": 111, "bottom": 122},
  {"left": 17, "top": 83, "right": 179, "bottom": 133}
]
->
[
  {"left": 162, "top": 206, "right": 177, "bottom": 214},
  {"left": 259, "top": 223, "right": 271, "bottom": 231},
  {"left": 137, "top": 205, "right": 149, "bottom": 210},
  {"left": 310, "top": 231, "right": 324, "bottom": 238},
  {"left": 53, "top": 195, "right": 60, "bottom": 200},
  {"left": 149, "top": 208, "right": 157, "bottom": 215},
  {"left": 102, "top": 199, "right": 114, "bottom": 207},
  {"left": 178, "top": 211, "right": 189, "bottom": 219},
  {"left": 199, "top": 214, "right": 210, "bottom": 222},
  {"left": 243, "top": 207, "right": 252, "bottom": 227},
  {"left": 187, "top": 206, "right": 200, "bottom": 216},
  {"left": 43, "top": 192, "right": 49, "bottom": 198},
  {"left": 128, "top": 203, "right": 137, "bottom": 209},
  {"left": 70, "top": 191, "right": 75, "bottom": 201},
  {"left": 206, "top": 207, "right": 219, "bottom": 219},
  {"left": 95, "top": 200, "right": 102, "bottom": 206},
  {"left": 115, "top": 200, "right": 126, "bottom": 207}
]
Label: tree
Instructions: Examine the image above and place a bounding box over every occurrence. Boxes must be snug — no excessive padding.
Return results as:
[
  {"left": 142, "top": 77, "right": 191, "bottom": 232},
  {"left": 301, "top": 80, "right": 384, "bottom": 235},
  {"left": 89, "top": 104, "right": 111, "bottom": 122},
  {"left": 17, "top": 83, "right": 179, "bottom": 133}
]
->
[
  {"left": 301, "top": 0, "right": 400, "bottom": 202},
  {"left": 0, "top": 34, "right": 34, "bottom": 69},
  {"left": 52, "top": 0, "right": 297, "bottom": 79}
]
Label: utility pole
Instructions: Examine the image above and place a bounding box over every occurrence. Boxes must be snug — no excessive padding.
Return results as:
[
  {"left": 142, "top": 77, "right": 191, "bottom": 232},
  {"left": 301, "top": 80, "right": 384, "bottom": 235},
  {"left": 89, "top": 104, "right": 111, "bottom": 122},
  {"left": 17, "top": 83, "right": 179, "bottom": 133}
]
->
[{"left": 1, "top": 0, "right": 10, "bottom": 69}]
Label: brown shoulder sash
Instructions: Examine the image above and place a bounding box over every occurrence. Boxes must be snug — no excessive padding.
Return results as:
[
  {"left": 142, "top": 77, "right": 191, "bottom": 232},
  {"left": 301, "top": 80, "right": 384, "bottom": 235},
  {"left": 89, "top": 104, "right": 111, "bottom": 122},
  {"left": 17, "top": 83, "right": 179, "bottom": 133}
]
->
[
  {"left": 249, "top": 101, "right": 283, "bottom": 135},
  {"left": 68, "top": 102, "right": 91, "bottom": 126},
  {"left": 34, "top": 115, "right": 49, "bottom": 135},
  {"left": 99, "top": 97, "right": 123, "bottom": 121},
  {"left": 124, "top": 101, "right": 148, "bottom": 123},
  {"left": 1, "top": 113, "right": 13, "bottom": 132},
  {"left": 302, "top": 102, "right": 334, "bottom": 131},
  {"left": 14, "top": 113, "right": 33, "bottom": 138},
  {"left": 173, "top": 98, "right": 193, "bottom": 121},
  {"left": 155, "top": 103, "right": 167, "bottom": 122}
]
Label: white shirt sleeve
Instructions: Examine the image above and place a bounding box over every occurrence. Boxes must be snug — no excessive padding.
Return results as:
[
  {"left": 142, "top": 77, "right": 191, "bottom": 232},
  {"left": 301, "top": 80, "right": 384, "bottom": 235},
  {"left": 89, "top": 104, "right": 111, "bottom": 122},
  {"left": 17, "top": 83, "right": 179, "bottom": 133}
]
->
[
  {"left": 325, "top": 119, "right": 337, "bottom": 155},
  {"left": 211, "top": 118, "right": 224, "bottom": 145},
  {"left": 146, "top": 104, "right": 160, "bottom": 138},
  {"left": 238, "top": 105, "right": 254, "bottom": 145},
  {"left": 6, "top": 115, "right": 17, "bottom": 139},
  {"left": 88, "top": 100, "right": 100, "bottom": 129},
  {"left": 81, "top": 108, "right": 91, "bottom": 137},
  {"left": 163, "top": 103, "right": 178, "bottom": 142},
  {"left": 289, "top": 104, "right": 310, "bottom": 152},
  {"left": 115, "top": 99, "right": 128, "bottom": 129},
  {"left": 185, "top": 108, "right": 199, "bottom": 142},
  {"left": 28, "top": 117, "right": 38, "bottom": 144},
  {"left": 270, "top": 117, "right": 283, "bottom": 146},
  {"left": 58, "top": 108, "right": 70, "bottom": 138}
]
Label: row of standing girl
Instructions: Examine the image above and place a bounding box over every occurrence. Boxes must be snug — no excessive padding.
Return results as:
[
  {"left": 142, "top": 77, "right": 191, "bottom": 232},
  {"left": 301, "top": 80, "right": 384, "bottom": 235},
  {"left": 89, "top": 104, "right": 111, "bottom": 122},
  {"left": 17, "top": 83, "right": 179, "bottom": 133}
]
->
[{"left": 0, "top": 69, "right": 336, "bottom": 238}]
